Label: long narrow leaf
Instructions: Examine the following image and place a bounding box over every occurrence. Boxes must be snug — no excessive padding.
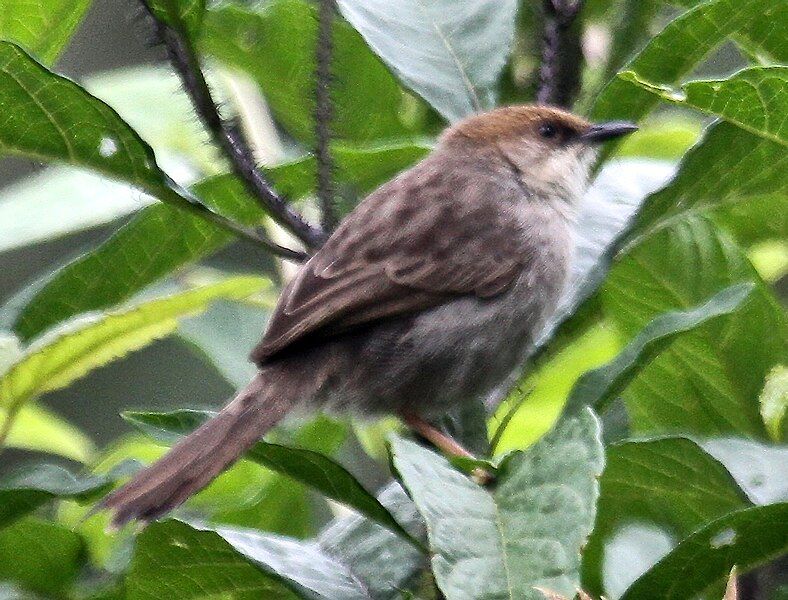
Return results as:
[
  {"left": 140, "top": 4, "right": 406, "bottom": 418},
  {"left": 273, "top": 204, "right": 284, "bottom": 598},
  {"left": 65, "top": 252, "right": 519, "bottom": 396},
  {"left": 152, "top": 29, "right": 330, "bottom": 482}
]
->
[
  {"left": 0, "top": 277, "right": 267, "bottom": 412},
  {"left": 565, "top": 283, "right": 753, "bottom": 415}
]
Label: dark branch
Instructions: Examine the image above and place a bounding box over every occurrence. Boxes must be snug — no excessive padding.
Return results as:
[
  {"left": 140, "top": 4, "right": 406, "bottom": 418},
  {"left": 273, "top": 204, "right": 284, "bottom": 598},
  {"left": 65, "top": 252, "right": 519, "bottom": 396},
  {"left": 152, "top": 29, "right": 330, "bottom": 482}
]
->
[
  {"left": 536, "top": 0, "right": 584, "bottom": 107},
  {"left": 141, "top": 2, "right": 328, "bottom": 250},
  {"left": 315, "top": 0, "right": 337, "bottom": 232}
]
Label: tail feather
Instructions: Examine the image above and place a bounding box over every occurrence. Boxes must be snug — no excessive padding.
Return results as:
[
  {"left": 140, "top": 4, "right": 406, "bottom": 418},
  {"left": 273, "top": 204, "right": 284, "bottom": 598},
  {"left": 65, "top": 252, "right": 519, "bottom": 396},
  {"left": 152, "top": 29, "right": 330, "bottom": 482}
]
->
[{"left": 100, "top": 372, "right": 292, "bottom": 528}]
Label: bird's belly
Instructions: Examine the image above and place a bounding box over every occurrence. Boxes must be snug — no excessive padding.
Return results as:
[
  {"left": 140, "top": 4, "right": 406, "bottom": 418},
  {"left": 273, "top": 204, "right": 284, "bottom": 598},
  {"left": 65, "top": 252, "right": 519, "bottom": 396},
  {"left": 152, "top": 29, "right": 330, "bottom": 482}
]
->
[{"left": 339, "top": 267, "right": 566, "bottom": 416}]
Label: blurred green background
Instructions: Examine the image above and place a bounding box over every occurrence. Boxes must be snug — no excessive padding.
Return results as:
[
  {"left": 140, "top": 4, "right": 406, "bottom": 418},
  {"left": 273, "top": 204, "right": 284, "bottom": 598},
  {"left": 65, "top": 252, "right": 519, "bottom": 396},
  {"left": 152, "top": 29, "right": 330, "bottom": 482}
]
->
[{"left": 0, "top": 0, "right": 262, "bottom": 471}]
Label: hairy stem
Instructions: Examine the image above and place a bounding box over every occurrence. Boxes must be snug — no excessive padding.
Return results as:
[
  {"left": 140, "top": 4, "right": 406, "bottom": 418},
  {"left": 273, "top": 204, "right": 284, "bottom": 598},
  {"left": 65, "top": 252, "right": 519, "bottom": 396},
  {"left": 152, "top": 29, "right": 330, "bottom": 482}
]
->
[
  {"left": 315, "top": 0, "right": 337, "bottom": 231},
  {"left": 142, "top": 1, "right": 327, "bottom": 250},
  {"left": 536, "top": 0, "right": 585, "bottom": 107}
]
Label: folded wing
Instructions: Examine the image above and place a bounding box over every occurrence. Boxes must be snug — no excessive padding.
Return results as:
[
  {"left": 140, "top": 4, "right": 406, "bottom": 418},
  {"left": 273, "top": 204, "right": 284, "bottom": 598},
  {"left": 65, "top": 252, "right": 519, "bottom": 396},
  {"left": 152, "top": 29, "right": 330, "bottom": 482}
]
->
[{"left": 251, "top": 162, "right": 524, "bottom": 364}]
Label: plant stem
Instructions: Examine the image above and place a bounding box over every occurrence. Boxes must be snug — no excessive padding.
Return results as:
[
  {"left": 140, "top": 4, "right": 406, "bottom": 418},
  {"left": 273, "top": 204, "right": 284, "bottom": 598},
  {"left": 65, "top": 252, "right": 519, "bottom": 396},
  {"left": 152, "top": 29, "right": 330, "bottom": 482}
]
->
[
  {"left": 536, "top": 0, "right": 585, "bottom": 107},
  {"left": 315, "top": 0, "right": 338, "bottom": 232},
  {"left": 141, "top": 1, "right": 328, "bottom": 250}
]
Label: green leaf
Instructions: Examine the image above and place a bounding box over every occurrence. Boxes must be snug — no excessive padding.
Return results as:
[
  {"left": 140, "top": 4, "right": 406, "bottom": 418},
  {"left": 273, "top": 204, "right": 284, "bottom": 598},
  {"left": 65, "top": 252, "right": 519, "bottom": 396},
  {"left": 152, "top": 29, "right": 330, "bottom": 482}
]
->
[
  {"left": 0, "top": 464, "right": 114, "bottom": 529},
  {"left": 319, "top": 482, "right": 427, "bottom": 599},
  {"left": 147, "top": 0, "right": 205, "bottom": 38},
  {"left": 591, "top": 0, "right": 787, "bottom": 125},
  {"left": 3, "top": 345, "right": 90, "bottom": 465},
  {"left": 2, "top": 403, "right": 95, "bottom": 462},
  {"left": 0, "top": 277, "right": 266, "bottom": 413},
  {"left": 14, "top": 175, "right": 265, "bottom": 340},
  {"left": 493, "top": 324, "right": 622, "bottom": 454},
  {"left": 0, "top": 518, "right": 84, "bottom": 596},
  {"left": 127, "top": 520, "right": 302, "bottom": 600},
  {"left": 666, "top": 0, "right": 788, "bottom": 63},
  {"left": 759, "top": 365, "right": 787, "bottom": 441},
  {"left": 612, "top": 116, "right": 701, "bottom": 161},
  {"left": 335, "top": 0, "right": 518, "bottom": 122},
  {"left": 269, "top": 141, "right": 431, "bottom": 203},
  {"left": 0, "top": 0, "right": 91, "bottom": 64},
  {"left": 580, "top": 437, "right": 750, "bottom": 596},
  {"left": 192, "top": 521, "right": 373, "bottom": 599},
  {"left": 619, "top": 503, "right": 788, "bottom": 600},
  {"left": 603, "top": 219, "right": 786, "bottom": 438},
  {"left": 122, "top": 409, "right": 420, "bottom": 547},
  {"left": 623, "top": 121, "right": 787, "bottom": 252},
  {"left": 390, "top": 410, "right": 604, "bottom": 599},
  {"left": 0, "top": 42, "right": 162, "bottom": 191},
  {"left": 565, "top": 284, "right": 753, "bottom": 415},
  {"left": 214, "top": 416, "right": 348, "bottom": 536},
  {"left": 716, "top": 197, "right": 788, "bottom": 248},
  {"left": 618, "top": 66, "right": 787, "bottom": 146},
  {"left": 14, "top": 141, "right": 428, "bottom": 340},
  {"left": 201, "top": 0, "right": 410, "bottom": 143}
]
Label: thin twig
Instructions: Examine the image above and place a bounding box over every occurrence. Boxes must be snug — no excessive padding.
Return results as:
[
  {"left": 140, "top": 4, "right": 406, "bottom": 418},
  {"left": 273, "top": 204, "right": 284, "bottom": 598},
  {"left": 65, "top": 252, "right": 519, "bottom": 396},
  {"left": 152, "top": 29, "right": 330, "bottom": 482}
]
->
[
  {"left": 536, "top": 0, "right": 585, "bottom": 107},
  {"left": 142, "top": 1, "right": 327, "bottom": 250},
  {"left": 315, "top": 0, "right": 337, "bottom": 231}
]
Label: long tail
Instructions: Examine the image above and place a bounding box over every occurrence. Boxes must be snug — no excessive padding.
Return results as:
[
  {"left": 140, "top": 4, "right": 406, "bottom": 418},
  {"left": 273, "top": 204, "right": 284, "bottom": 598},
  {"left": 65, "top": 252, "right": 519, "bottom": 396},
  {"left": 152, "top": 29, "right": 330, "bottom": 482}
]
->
[{"left": 100, "top": 370, "right": 292, "bottom": 528}]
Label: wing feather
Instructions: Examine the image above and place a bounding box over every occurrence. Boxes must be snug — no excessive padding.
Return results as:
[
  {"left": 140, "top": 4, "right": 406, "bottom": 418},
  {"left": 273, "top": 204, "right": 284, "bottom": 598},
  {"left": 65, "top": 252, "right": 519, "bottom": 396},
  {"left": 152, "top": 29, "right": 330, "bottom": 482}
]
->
[{"left": 251, "top": 159, "right": 524, "bottom": 364}]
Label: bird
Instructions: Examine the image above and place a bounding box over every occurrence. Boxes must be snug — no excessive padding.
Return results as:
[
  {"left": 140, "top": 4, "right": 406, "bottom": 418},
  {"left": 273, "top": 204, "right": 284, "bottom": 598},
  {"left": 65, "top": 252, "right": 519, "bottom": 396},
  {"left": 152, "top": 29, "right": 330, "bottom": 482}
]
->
[{"left": 99, "top": 104, "right": 636, "bottom": 527}]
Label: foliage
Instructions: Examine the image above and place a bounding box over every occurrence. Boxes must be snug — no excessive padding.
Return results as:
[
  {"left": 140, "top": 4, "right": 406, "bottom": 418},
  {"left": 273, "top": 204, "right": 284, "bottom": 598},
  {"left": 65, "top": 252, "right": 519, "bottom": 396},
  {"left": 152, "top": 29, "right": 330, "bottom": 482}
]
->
[
  {"left": 0, "top": 0, "right": 785, "bottom": 598},
  {"left": 391, "top": 410, "right": 604, "bottom": 600}
]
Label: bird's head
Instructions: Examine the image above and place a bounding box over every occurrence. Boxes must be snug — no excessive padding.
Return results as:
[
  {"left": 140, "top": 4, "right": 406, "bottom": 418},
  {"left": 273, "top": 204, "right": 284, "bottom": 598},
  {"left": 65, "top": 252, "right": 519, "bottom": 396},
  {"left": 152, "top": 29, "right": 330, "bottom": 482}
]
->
[{"left": 439, "top": 104, "right": 637, "bottom": 203}]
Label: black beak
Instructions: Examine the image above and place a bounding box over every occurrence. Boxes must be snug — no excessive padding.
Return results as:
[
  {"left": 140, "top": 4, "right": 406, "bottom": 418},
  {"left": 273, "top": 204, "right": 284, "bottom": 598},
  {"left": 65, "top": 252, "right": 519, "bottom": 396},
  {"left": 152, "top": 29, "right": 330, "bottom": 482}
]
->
[{"left": 580, "top": 121, "right": 639, "bottom": 144}]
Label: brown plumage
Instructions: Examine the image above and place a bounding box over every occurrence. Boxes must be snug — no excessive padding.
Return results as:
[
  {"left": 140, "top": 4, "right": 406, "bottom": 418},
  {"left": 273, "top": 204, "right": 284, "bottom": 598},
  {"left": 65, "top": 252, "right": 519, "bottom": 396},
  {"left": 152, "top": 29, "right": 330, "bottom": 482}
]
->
[
  {"left": 99, "top": 105, "right": 636, "bottom": 527},
  {"left": 251, "top": 162, "right": 524, "bottom": 363},
  {"left": 253, "top": 106, "right": 598, "bottom": 363}
]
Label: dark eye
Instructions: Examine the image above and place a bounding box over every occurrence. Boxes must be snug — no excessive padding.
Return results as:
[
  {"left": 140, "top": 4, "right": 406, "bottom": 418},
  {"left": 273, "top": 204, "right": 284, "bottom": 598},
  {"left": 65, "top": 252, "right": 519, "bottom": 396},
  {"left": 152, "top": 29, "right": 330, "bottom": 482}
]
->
[{"left": 539, "top": 123, "right": 558, "bottom": 139}]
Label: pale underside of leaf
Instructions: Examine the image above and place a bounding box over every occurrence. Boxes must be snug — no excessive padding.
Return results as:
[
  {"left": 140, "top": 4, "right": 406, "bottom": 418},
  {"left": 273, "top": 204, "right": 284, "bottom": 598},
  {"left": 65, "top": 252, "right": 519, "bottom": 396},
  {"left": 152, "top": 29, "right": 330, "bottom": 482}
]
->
[
  {"left": 391, "top": 410, "right": 604, "bottom": 600},
  {"left": 334, "top": 0, "right": 517, "bottom": 122}
]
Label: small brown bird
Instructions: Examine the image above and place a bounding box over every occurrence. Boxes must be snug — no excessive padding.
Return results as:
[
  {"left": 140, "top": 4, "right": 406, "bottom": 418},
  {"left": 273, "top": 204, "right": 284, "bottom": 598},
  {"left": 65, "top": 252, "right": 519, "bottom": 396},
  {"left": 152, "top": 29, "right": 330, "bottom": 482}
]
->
[{"left": 100, "top": 104, "right": 636, "bottom": 526}]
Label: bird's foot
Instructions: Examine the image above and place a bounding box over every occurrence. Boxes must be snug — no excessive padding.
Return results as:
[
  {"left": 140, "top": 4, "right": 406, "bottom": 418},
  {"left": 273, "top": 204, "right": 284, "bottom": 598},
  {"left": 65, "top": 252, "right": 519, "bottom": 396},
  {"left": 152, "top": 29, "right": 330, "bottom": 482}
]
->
[{"left": 400, "top": 412, "right": 495, "bottom": 485}]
